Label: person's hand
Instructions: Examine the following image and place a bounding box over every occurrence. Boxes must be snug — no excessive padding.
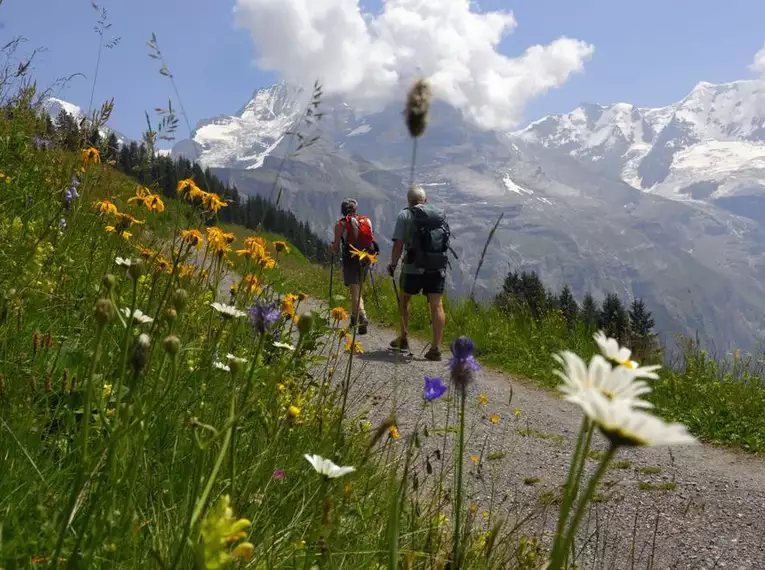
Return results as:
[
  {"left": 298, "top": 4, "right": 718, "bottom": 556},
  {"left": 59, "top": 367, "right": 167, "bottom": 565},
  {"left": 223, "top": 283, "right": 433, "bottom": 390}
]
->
[{"left": 386, "top": 263, "right": 396, "bottom": 277}]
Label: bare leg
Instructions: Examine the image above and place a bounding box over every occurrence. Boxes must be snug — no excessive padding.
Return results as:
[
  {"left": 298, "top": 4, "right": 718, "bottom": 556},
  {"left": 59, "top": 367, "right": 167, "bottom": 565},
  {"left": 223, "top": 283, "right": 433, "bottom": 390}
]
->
[
  {"left": 399, "top": 292, "right": 412, "bottom": 339},
  {"left": 350, "top": 284, "right": 365, "bottom": 318},
  {"left": 428, "top": 293, "right": 445, "bottom": 350}
]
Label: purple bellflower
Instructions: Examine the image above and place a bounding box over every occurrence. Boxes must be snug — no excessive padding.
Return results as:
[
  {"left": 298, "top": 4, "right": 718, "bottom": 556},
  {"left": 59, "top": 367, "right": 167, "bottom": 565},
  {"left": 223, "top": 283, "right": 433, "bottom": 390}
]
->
[{"left": 424, "top": 376, "right": 448, "bottom": 401}]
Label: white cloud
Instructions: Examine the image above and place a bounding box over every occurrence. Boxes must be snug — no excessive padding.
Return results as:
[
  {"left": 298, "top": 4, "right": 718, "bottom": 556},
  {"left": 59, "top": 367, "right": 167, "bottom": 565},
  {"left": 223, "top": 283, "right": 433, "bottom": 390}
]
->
[
  {"left": 233, "top": 0, "right": 594, "bottom": 130},
  {"left": 750, "top": 42, "right": 765, "bottom": 75}
]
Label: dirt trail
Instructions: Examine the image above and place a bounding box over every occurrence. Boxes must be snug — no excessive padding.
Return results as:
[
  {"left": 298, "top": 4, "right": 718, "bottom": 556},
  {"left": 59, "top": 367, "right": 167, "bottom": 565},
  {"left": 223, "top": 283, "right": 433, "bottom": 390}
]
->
[{"left": 301, "top": 297, "right": 765, "bottom": 570}]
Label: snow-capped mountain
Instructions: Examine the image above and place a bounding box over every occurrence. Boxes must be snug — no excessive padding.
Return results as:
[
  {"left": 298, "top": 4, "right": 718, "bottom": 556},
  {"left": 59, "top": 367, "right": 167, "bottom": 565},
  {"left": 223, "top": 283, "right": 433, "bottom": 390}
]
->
[
  {"left": 170, "top": 80, "right": 765, "bottom": 352},
  {"left": 172, "top": 81, "right": 304, "bottom": 169},
  {"left": 512, "top": 80, "right": 765, "bottom": 215},
  {"left": 41, "top": 97, "right": 129, "bottom": 147}
]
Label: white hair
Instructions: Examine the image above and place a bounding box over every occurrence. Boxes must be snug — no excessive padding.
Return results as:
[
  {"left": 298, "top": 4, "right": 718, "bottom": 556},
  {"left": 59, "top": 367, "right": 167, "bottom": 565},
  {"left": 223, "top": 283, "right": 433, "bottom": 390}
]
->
[{"left": 407, "top": 185, "right": 427, "bottom": 207}]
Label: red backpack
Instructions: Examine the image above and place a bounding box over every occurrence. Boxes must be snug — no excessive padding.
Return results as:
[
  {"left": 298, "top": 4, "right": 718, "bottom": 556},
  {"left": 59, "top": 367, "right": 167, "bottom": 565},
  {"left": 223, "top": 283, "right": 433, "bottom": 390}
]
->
[{"left": 341, "top": 214, "right": 376, "bottom": 250}]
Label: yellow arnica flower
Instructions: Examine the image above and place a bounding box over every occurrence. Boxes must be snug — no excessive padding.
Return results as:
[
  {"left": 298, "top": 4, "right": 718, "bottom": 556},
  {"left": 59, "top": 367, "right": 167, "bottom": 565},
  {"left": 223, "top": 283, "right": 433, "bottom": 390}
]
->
[
  {"left": 177, "top": 178, "right": 204, "bottom": 200},
  {"left": 478, "top": 393, "right": 489, "bottom": 405},
  {"left": 490, "top": 415, "right": 500, "bottom": 424},
  {"left": 235, "top": 240, "right": 266, "bottom": 261},
  {"left": 273, "top": 240, "right": 289, "bottom": 254},
  {"left": 344, "top": 339, "right": 363, "bottom": 354},
  {"left": 288, "top": 405, "right": 301, "bottom": 418},
  {"left": 114, "top": 212, "right": 145, "bottom": 227},
  {"left": 259, "top": 255, "right": 277, "bottom": 270},
  {"left": 180, "top": 229, "right": 204, "bottom": 250},
  {"left": 138, "top": 247, "right": 156, "bottom": 260},
  {"left": 206, "top": 227, "right": 233, "bottom": 255},
  {"left": 81, "top": 147, "right": 101, "bottom": 166},
  {"left": 128, "top": 185, "right": 165, "bottom": 213},
  {"left": 93, "top": 200, "right": 118, "bottom": 216},
  {"left": 281, "top": 298, "right": 296, "bottom": 319},
  {"left": 242, "top": 274, "right": 260, "bottom": 294},
  {"left": 201, "top": 192, "right": 228, "bottom": 213},
  {"left": 348, "top": 244, "right": 378, "bottom": 264},
  {"left": 389, "top": 425, "right": 401, "bottom": 440},
  {"left": 331, "top": 307, "right": 348, "bottom": 322},
  {"left": 178, "top": 265, "right": 196, "bottom": 278}
]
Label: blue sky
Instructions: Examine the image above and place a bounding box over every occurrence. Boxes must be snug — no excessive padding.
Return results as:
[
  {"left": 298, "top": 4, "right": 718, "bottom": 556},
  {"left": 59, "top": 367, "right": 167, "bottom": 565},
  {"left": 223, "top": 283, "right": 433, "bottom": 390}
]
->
[{"left": 5, "top": 0, "right": 765, "bottom": 145}]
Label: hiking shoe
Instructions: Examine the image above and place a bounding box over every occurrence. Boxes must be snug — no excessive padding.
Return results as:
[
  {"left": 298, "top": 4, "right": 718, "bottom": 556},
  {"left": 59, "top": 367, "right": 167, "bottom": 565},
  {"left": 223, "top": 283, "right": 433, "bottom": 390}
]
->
[
  {"left": 424, "top": 347, "right": 442, "bottom": 361},
  {"left": 358, "top": 314, "right": 369, "bottom": 335},
  {"left": 389, "top": 336, "right": 409, "bottom": 351}
]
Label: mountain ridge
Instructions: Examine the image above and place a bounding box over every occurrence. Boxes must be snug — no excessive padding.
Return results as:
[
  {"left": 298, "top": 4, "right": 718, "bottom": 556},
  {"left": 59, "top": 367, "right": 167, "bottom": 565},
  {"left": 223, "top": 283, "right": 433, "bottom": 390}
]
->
[{"left": 43, "top": 79, "right": 765, "bottom": 351}]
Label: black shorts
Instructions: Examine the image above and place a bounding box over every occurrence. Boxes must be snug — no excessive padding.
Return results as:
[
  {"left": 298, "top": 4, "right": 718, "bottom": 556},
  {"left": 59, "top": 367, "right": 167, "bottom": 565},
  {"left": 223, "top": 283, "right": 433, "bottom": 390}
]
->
[
  {"left": 400, "top": 271, "right": 446, "bottom": 296},
  {"left": 342, "top": 256, "right": 367, "bottom": 286}
]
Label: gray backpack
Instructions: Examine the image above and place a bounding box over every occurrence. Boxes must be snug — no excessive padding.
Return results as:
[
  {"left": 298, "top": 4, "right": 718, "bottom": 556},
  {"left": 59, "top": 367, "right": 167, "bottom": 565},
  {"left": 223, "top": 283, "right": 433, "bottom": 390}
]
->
[{"left": 405, "top": 205, "right": 451, "bottom": 271}]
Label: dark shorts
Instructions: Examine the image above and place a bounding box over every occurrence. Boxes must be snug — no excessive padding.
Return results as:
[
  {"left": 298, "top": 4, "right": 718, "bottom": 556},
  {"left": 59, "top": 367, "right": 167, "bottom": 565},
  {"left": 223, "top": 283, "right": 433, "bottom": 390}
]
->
[
  {"left": 342, "top": 256, "right": 367, "bottom": 286},
  {"left": 400, "top": 270, "right": 446, "bottom": 296}
]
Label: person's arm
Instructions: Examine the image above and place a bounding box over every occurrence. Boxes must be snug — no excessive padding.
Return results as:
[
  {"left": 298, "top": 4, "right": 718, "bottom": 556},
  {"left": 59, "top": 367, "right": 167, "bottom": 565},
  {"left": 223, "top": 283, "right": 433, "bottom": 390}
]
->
[
  {"left": 387, "top": 212, "right": 406, "bottom": 275},
  {"left": 329, "top": 221, "right": 343, "bottom": 253}
]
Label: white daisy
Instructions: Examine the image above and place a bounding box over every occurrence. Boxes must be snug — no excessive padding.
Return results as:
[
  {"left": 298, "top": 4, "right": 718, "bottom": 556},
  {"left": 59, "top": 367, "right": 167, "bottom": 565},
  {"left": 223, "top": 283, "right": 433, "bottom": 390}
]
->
[
  {"left": 210, "top": 302, "right": 246, "bottom": 319},
  {"left": 576, "top": 390, "right": 698, "bottom": 447},
  {"left": 592, "top": 331, "right": 662, "bottom": 379},
  {"left": 273, "top": 341, "right": 296, "bottom": 351},
  {"left": 225, "top": 353, "right": 247, "bottom": 365},
  {"left": 115, "top": 257, "right": 132, "bottom": 267},
  {"left": 553, "top": 351, "right": 653, "bottom": 409},
  {"left": 213, "top": 360, "right": 231, "bottom": 372},
  {"left": 304, "top": 454, "right": 356, "bottom": 479},
  {"left": 120, "top": 307, "right": 154, "bottom": 324}
]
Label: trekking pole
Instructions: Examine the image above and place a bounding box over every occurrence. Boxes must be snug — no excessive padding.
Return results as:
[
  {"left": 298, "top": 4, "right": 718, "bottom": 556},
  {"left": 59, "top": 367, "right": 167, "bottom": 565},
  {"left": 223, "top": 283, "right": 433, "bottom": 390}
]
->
[
  {"left": 368, "top": 268, "right": 383, "bottom": 315},
  {"left": 328, "top": 253, "right": 335, "bottom": 303}
]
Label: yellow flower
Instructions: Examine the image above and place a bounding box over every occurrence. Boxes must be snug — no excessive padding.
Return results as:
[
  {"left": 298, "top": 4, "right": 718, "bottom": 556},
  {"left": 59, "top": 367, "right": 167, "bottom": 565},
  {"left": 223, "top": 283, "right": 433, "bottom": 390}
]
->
[
  {"left": 470, "top": 455, "right": 479, "bottom": 464},
  {"left": 259, "top": 255, "right": 277, "bottom": 269},
  {"left": 81, "top": 147, "right": 101, "bottom": 166},
  {"left": 331, "top": 307, "right": 349, "bottom": 322},
  {"left": 242, "top": 274, "right": 260, "bottom": 294},
  {"left": 114, "top": 212, "right": 145, "bottom": 228},
  {"left": 178, "top": 265, "right": 196, "bottom": 278},
  {"left": 288, "top": 405, "right": 301, "bottom": 418},
  {"left": 177, "top": 178, "right": 204, "bottom": 200},
  {"left": 514, "top": 408, "right": 522, "bottom": 417},
  {"left": 281, "top": 298, "right": 296, "bottom": 319},
  {"left": 198, "top": 494, "right": 253, "bottom": 570},
  {"left": 478, "top": 393, "right": 489, "bottom": 405},
  {"left": 389, "top": 425, "right": 401, "bottom": 440},
  {"left": 201, "top": 192, "right": 228, "bottom": 213},
  {"left": 273, "top": 240, "right": 289, "bottom": 254},
  {"left": 344, "top": 339, "right": 363, "bottom": 354},
  {"left": 347, "top": 243, "right": 378, "bottom": 264},
  {"left": 180, "top": 229, "right": 204, "bottom": 250},
  {"left": 93, "top": 200, "right": 118, "bottom": 216},
  {"left": 138, "top": 247, "right": 156, "bottom": 260},
  {"left": 469, "top": 503, "right": 478, "bottom": 514},
  {"left": 277, "top": 383, "right": 286, "bottom": 393},
  {"left": 128, "top": 185, "right": 165, "bottom": 213},
  {"left": 121, "top": 231, "right": 132, "bottom": 241},
  {"left": 104, "top": 225, "right": 116, "bottom": 233},
  {"left": 103, "top": 384, "right": 113, "bottom": 398},
  {"left": 490, "top": 415, "right": 500, "bottom": 424},
  {"left": 235, "top": 238, "right": 266, "bottom": 261}
]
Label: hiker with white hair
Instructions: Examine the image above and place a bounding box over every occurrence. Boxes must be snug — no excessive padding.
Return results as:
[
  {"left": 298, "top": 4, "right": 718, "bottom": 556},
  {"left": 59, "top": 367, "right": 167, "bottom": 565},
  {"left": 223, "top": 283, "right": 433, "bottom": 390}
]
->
[
  {"left": 329, "top": 198, "right": 379, "bottom": 335},
  {"left": 386, "top": 185, "right": 450, "bottom": 361}
]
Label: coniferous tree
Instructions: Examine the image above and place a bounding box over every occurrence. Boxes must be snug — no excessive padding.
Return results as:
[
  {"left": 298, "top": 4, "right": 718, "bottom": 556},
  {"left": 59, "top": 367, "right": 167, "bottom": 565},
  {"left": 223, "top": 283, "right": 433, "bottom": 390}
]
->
[
  {"left": 580, "top": 292, "right": 599, "bottom": 330},
  {"left": 558, "top": 284, "right": 579, "bottom": 327},
  {"left": 629, "top": 298, "right": 658, "bottom": 361},
  {"left": 519, "top": 270, "right": 549, "bottom": 320},
  {"left": 105, "top": 132, "right": 120, "bottom": 162},
  {"left": 599, "top": 293, "right": 630, "bottom": 344}
]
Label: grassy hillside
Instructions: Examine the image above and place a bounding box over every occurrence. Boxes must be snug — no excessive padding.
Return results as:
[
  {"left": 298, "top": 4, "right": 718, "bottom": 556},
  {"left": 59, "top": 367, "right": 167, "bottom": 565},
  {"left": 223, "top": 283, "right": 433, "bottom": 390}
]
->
[
  {"left": 286, "top": 249, "right": 765, "bottom": 454},
  {"left": 0, "top": 84, "right": 759, "bottom": 570}
]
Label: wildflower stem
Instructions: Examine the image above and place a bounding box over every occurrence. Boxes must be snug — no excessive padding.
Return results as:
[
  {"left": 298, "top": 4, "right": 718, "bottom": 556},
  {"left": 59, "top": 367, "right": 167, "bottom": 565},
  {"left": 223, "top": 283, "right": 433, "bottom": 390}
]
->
[
  {"left": 553, "top": 444, "right": 618, "bottom": 570},
  {"left": 115, "top": 278, "right": 139, "bottom": 414},
  {"left": 551, "top": 416, "right": 592, "bottom": 563},
  {"left": 409, "top": 137, "right": 419, "bottom": 187},
  {"left": 451, "top": 385, "right": 467, "bottom": 569}
]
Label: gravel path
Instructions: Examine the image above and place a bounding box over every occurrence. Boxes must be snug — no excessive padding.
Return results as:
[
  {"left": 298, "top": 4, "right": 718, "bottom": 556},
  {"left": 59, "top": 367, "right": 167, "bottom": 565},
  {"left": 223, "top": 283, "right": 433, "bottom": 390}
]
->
[
  {"left": 204, "top": 258, "right": 764, "bottom": 569},
  {"left": 300, "top": 297, "right": 765, "bottom": 570}
]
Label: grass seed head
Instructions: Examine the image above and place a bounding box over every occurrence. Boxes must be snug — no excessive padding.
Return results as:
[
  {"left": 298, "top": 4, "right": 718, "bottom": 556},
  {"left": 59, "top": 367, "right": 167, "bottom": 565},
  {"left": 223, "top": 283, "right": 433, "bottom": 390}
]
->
[{"left": 405, "top": 78, "right": 433, "bottom": 138}]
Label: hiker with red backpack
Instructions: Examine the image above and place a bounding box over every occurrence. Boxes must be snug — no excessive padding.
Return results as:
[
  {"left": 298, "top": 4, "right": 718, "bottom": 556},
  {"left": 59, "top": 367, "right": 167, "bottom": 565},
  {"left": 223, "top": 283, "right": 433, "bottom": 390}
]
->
[{"left": 329, "top": 198, "right": 379, "bottom": 335}]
